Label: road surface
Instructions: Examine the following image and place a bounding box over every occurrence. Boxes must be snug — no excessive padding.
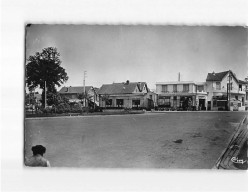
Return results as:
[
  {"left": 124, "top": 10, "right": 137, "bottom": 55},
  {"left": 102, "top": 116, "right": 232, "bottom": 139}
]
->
[{"left": 24, "top": 111, "right": 247, "bottom": 169}]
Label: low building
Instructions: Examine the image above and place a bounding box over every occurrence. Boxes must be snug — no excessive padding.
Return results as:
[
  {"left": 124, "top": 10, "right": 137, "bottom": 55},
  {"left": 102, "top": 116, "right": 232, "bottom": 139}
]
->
[
  {"left": 34, "top": 92, "right": 42, "bottom": 106},
  {"left": 206, "top": 70, "right": 246, "bottom": 111},
  {"left": 97, "top": 80, "right": 156, "bottom": 110},
  {"left": 156, "top": 81, "right": 208, "bottom": 110},
  {"left": 58, "top": 86, "right": 99, "bottom": 107}
]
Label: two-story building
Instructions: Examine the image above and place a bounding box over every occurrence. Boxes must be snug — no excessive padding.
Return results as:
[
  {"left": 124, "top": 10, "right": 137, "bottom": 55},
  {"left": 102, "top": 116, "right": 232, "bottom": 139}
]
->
[
  {"left": 156, "top": 81, "right": 208, "bottom": 110},
  {"left": 97, "top": 80, "right": 157, "bottom": 110},
  {"left": 206, "top": 70, "right": 246, "bottom": 111}
]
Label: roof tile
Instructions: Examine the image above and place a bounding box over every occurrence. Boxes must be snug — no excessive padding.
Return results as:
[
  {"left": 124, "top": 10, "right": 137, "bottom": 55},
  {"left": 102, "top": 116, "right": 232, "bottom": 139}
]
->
[
  {"left": 98, "top": 82, "right": 147, "bottom": 95},
  {"left": 59, "top": 86, "right": 92, "bottom": 94}
]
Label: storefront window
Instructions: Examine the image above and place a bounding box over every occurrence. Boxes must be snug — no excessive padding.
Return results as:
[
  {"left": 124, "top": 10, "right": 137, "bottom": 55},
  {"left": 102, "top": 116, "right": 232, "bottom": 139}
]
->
[
  {"left": 132, "top": 99, "right": 140, "bottom": 107},
  {"left": 158, "top": 96, "right": 170, "bottom": 107},
  {"left": 116, "top": 99, "right": 124, "bottom": 107},
  {"left": 106, "top": 99, "right": 112, "bottom": 107},
  {"left": 213, "top": 96, "right": 227, "bottom": 109}
]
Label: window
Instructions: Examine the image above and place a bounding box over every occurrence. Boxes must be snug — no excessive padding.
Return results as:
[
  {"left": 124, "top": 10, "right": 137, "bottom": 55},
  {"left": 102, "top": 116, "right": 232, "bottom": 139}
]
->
[
  {"left": 197, "top": 85, "right": 204, "bottom": 92},
  {"left": 216, "top": 82, "right": 221, "bottom": 90},
  {"left": 158, "top": 99, "right": 164, "bottom": 105},
  {"left": 183, "top": 84, "right": 189, "bottom": 92},
  {"left": 132, "top": 99, "right": 140, "bottom": 107},
  {"left": 217, "top": 101, "right": 226, "bottom": 107},
  {"left": 239, "top": 84, "right": 242, "bottom": 91},
  {"left": 158, "top": 96, "right": 170, "bottom": 106},
  {"left": 162, "top": 85, "right": 168, "bottom": 92},
  {"left": 106, "top": 99, "right": 112, "bottom": 106},
  {"left": 235, "top": 96, "right": 238, "bottom": 100},
  {"left": 116, "top": 99, "right": 124, "bottom": 107},
  {"left": 164, "top": 97, "right": 170, "bottom": 106},
  {"left": 172, "top": 96, "right": 179, "bottom": 107},
  {"left": 242, "top": 97, "right": 244, "bottom": 106},
  {"left": 173, "top": 84, "right": 177, "bottom": 92}
]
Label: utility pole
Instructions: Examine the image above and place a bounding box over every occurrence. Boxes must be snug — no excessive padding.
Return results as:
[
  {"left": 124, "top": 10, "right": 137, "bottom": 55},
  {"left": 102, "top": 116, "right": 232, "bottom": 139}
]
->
[
  {"left": 45, "top": 80, "right": 47, "bottom": 109},
  {"left": 83, "top": 71, "right": 87, "bottom": 108},
  {"left": 227, "top": 70, "right": 231, "bottom": 111},
  {"left": 229, "top": 71, "right": 232, "bottom": 111},
  {"left": 227, "top": 79, "right": 229, "bottom": 111}
]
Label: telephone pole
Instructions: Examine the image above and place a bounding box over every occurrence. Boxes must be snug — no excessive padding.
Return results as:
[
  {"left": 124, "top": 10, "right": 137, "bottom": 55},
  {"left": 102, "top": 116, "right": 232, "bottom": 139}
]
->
[
  {"left": 227, "top": 70, "right": 232, "bottom": 111},
  {"left": 45, "top": 80, "right": 47, "bottom": 108},
  {"left": 83, "top": 71, "right": 87, "bottom": 107}
]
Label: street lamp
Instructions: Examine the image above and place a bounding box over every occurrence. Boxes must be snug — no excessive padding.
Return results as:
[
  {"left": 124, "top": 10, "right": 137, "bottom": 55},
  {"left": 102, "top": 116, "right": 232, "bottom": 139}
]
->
[
  {"left": 83, "top": 71, "right": 87, "bottom": 108},
  {"left": 227, "top": 70, "right": 232, "bottom": 111}
]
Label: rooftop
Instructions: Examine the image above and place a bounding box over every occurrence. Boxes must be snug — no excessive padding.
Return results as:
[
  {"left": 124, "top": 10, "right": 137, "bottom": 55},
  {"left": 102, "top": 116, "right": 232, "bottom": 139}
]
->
[
  {"left": 156, "top": 81, "right": 197, "bottom": 85},
  {"left": 97, "top": 81, "right": 148, "bottom": 95},
  {"left": 206, "top": 71, "right": 229, "bottom": 81},
  {"left": 59, "top": 86, "right": 93, "bottom": 94}
]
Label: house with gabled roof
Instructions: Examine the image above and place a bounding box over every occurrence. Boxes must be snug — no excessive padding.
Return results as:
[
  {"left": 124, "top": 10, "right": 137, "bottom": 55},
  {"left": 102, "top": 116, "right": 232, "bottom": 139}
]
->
[
  {"left": 58, "top": 86, "right": 99, "bottom": 107},
  {"left": 97, "top": 80, "right": 157, "bottom": 110},
  {"left": 206, "top": 70, "right": 246, "bottom": 111}
]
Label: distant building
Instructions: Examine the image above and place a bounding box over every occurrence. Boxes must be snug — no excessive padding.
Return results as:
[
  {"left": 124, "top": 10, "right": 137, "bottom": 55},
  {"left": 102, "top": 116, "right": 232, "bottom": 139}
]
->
[
  {"left": 206, "top": 70, "right": 246, "bottom": 111},
  {"left": 58, "top": 86, "right": 99, "bottom": 107},
  {"left": 34, "top": 92, "right": 42, "bottom": 106},
  {"left": 156, "top": 81, "right": 208, "bottom": 110},
  {"left": 97, "top": 80, "right": 156, "bottom": 110}
]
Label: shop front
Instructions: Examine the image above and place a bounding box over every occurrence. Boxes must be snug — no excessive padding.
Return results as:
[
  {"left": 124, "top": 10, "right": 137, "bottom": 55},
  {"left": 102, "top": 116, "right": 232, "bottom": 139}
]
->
[
  {"left": 196, "top": 95, "right": 207, "bottom": 110},
  {"left": 158, "top": 94, "right": 196, "bottom": 110},
  {"left": 212, "top": 95, "right": 228, "bottom": 111}
]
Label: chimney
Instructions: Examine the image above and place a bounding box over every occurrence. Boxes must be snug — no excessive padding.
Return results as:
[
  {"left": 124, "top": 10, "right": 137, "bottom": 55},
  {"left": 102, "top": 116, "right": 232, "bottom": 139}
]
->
[{"left": 178, "top": 72, "right": 180, "bottom": 82}]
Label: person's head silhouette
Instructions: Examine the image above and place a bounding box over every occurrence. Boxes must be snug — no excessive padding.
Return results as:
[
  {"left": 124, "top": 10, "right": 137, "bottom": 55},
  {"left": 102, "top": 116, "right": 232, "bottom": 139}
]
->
[
  {"left": 32, "top": 145, "right": 46, "bottom": 156},
  {"left": 25, "top": 145, "right": 50, "bottom": 167}
]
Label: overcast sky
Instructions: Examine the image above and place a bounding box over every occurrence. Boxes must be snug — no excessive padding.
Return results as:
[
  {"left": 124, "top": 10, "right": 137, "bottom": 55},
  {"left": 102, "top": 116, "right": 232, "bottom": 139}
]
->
[{"left": 26, "top": 25, "right": 248, "bottom": 91}]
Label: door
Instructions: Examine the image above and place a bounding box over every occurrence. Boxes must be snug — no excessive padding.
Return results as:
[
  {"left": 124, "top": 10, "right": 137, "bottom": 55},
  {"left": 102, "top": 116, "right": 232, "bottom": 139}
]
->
[{"left": 199, "top": 99, "right": 206, "bottom": 110}]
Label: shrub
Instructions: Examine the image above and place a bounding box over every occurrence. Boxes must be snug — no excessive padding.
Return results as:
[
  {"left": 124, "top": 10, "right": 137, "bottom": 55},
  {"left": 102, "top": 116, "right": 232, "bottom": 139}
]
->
[
  {"left": 56, "top": 103, "right": 71, "bottom": 113},
  {"left": 82, "top": 107, "right": 89, "bottom": 113},
  {"left": 94, "top": 106, "right": 102, "bottom": 112},
  {"left": 70, "top": 103, "right": 82, "bottom": 113},
  {"left": 42, "top": 107, "right": 52, "bottom": 114}
]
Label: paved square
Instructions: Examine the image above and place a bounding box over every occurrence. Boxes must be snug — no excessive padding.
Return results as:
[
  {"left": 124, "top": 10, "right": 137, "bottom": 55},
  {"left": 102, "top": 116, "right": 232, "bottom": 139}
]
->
[{"left": 24, "top": 112, "right": 247, "bottom": 169}]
